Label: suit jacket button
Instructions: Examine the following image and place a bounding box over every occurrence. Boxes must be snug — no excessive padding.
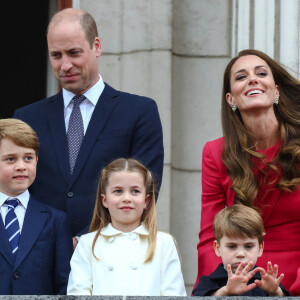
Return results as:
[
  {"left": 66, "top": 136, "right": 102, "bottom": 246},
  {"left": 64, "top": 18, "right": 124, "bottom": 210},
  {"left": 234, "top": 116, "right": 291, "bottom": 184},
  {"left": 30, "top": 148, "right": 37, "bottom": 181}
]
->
[
  {"left": 67, "top": 192, "right": 74, "bottom": 198},
  {"left": 13, "top": 271, "right": 20, "bottom": 279}
]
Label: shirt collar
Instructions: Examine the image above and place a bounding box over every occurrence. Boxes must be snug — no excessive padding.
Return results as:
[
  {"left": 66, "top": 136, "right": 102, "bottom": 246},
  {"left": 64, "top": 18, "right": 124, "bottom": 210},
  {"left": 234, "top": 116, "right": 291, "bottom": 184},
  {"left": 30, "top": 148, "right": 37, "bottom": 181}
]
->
[
  {"left": 0, "top": 190, "right": 30, "bottom": 208},
  {"left": 101, "top": 223, "right": 149, "bottom": 237},
  {"left": 63, "top": 74, "right": 105, "bottom": 108}
]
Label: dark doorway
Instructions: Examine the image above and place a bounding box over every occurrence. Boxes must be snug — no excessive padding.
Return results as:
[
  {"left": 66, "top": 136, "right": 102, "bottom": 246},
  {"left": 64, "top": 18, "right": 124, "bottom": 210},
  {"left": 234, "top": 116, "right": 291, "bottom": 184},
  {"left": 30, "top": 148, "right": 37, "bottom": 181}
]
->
[{"left": 2, "top": 1, "right": 49, "bottom": 118}]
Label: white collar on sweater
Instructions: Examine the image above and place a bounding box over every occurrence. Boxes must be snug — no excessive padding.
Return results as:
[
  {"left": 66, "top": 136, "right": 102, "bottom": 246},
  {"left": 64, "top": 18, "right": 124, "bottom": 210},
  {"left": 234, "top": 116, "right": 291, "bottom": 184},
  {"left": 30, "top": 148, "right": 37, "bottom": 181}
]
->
[{"left": 101, "top": 223, "right": 149, "bottom": 237}]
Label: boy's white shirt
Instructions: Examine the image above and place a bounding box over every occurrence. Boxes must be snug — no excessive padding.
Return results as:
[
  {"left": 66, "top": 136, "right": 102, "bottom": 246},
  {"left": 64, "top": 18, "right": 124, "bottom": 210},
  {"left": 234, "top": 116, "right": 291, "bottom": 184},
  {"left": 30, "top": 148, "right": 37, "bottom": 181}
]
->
[{"left": 67, "top": 223, "right": 187, "bottom": 296}]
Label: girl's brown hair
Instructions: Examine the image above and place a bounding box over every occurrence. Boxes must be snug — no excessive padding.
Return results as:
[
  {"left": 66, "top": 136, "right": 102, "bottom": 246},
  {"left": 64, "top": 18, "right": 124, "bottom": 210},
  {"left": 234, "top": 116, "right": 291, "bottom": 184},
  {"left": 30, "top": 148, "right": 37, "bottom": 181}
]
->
[
  {"left": 89, "top": 158, "right": 157, "bottom": 262},
  {"left": 222, "top": 49, "right": 300, "bottom": 207}
]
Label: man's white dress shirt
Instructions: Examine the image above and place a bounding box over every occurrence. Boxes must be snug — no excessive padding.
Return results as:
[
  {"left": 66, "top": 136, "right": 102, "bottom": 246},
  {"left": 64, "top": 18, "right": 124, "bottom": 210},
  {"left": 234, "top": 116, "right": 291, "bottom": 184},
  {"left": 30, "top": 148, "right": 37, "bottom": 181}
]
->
[{"left": 63, "top": 75, "right": 105, "bottom": 133}]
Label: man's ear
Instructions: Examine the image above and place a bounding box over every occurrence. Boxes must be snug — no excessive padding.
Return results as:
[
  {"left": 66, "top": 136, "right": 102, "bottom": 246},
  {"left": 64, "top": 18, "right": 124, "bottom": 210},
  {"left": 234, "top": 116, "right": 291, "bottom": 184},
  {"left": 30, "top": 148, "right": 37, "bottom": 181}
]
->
[
  {"left": 213, "top": 240, "right": 221, "bottom": 257},
  {"left": 94, "top": 37, "right": 101, "bottom": 57},
  {"left": 101, "top": 194, "right": 108, "bottom": 208}
]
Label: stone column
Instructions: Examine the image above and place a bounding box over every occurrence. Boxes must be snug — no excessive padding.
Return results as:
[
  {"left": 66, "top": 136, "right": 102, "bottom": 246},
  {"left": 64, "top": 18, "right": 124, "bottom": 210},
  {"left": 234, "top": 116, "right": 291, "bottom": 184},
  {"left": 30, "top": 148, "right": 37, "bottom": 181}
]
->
[
  {"left": 278, "top": 0, "right": 299, "bottom": 76},
  {"left": 172, "top": 0, "right": 230, "bottom": 294},
  {"left": 232, "top": 0, "right": 300, "bottom": 76}
]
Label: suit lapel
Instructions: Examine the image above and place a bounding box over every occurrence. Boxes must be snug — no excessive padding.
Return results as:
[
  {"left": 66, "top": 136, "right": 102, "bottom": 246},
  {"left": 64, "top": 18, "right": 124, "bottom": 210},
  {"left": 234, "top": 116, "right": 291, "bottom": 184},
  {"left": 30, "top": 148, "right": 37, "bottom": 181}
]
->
[
  {"left": 47, "top": 92, "right": 71, "bottom": 184},
  {"left": 69, "top": 84, "right": 118, "bottom": 185},
  {"left": 14, "top": 196, "right": 48, "bottom": 269},
  {"left": 0, "top": 219, "right": 14, "bottom": 266}
]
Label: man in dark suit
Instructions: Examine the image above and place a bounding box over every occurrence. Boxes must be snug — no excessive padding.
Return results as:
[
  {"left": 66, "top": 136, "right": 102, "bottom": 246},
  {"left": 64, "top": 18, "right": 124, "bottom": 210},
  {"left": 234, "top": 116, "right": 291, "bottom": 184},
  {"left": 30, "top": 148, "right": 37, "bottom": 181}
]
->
[
  {"left": 13, "top": 8, "right": 164, "bottom": 245},
  {"left": 0, "top": 119, "right": 72, "bottom": 295}
]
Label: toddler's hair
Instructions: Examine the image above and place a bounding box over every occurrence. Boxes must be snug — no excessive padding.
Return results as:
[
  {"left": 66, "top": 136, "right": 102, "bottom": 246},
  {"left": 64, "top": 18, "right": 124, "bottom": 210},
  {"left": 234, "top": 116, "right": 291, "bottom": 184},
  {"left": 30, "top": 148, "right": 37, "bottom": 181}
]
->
[{"left": 213, "top": 205, "right": 265, "bottom": 244}]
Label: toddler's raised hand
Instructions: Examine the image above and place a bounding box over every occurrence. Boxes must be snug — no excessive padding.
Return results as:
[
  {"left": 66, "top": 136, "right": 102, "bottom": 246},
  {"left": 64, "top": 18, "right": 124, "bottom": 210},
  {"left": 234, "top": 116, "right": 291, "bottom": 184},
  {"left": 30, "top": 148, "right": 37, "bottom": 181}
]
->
[
  {"left": 213, "top": 261, "right": 259, "bottom": 296},
  {"left": 255, "top": 261, "right": 284, "bottom": 296}
]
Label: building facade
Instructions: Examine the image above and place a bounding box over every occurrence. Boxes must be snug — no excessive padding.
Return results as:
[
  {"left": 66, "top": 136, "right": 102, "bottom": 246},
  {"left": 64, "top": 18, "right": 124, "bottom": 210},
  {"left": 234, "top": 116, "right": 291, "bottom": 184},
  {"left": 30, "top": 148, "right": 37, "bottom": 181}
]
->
[{"left": 45, "top": 0, "right": 300, "bottom": 294}]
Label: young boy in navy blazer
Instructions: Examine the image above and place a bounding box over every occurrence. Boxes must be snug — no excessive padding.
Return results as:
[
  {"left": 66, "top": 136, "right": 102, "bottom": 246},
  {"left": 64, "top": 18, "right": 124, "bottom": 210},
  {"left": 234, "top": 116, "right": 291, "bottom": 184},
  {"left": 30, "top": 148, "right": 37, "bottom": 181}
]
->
[
  {"left": 0, "top": 118, "right": 72, "bottom": 295},
  {"left": 192, "top": 205, "right": 290, "bottom": 297}
]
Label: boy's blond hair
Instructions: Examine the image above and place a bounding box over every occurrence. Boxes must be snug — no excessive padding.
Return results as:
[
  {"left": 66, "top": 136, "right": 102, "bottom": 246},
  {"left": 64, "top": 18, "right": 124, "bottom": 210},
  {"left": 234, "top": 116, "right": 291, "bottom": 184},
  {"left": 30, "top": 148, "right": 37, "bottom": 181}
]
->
[
  {"left": 213, "top": 205, "right": 265, "bottom": 244},
  {"left": 0, "top": 118, "right": 39, "bottom": 155}
]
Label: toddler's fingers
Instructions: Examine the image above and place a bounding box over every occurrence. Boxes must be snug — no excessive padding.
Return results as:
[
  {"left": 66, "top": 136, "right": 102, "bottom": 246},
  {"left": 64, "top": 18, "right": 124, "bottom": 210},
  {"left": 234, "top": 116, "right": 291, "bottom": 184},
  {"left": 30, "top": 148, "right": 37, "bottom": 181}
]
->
[
  {"left": 235, "top": 261, "right": 245, "bottom": 275},
  {"left": 273, "top": 264, "right": 279, "bottom": 278},
  {"left": 243, "top": 261, "right": 254, "bottom": 274},
  {"left": 227, "top": 264, "right": 233, "bottom": 277},
  {"left": 244, "top": 282, "right": 257, "bottom": 292},
  {"left": 256, "top": 266, "right": 266, "bottom": 276},
  {"left": 276, "top": 273, "right": 284, "bottom": 284},
  {"left": 267, "top": 261, "right": 273, "bottom": 274},
  {"left": 247, "top": 267, "right": 260, "bottom": 279},
  {"left": 255, "top": 266, "right": 265, "bottom": 272},
  {"left": 254, "top": 279, "right": 263, "bottom": 288}
]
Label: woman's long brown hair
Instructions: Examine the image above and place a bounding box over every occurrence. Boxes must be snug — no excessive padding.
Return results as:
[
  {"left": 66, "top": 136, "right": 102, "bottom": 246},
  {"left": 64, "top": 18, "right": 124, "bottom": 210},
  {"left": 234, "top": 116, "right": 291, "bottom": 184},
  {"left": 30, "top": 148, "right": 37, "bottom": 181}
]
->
[{"left": 221, "top": 49, "right": 300, "bottom": 207}]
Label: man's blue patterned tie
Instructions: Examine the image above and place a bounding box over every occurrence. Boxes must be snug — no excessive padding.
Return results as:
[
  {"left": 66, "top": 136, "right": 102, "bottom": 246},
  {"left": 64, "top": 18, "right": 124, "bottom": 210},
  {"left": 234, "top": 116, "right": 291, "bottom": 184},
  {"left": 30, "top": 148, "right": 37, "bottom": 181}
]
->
[
  {"left": 5, "top": 199, "right": 20, "bottom": 255},
  {"left": 67, "top": 95, "right": 86, "bottom": 174}
]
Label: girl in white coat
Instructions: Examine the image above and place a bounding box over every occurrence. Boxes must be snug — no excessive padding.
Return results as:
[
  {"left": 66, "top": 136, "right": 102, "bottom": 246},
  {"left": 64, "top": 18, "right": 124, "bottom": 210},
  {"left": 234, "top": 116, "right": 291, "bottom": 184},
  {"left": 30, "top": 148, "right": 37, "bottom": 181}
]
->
[{"left": 67, "top": 158, "right": 186, "bottom": 296}]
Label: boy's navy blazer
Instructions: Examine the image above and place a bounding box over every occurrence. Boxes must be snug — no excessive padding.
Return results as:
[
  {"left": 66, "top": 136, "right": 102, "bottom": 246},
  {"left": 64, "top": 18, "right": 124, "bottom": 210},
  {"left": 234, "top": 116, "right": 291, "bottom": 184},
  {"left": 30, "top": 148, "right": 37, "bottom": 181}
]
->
[
  {"left": 0, "top": 195, "right": 72, "bottom": 295},
  {"left": 13, "top": 83, "right": 164, "bottom": 236}
]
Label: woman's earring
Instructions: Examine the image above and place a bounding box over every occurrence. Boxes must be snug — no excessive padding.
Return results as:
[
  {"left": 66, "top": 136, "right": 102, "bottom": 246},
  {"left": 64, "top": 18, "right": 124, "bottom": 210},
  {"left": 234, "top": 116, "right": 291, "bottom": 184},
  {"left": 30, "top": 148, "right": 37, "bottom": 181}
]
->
[
  {"left": 274, "top": 97, "right": 279, "bottom": 105},
  {"left": 232, "top": 104, "right": 237, "bottom": 111}
]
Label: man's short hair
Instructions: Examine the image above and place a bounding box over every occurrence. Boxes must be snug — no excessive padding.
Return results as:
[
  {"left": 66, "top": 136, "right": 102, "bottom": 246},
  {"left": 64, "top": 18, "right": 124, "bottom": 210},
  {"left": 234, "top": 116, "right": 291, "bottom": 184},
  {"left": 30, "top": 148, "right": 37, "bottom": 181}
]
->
[{"left": 47, "top": 9, "right": 98, "bottom": 48}]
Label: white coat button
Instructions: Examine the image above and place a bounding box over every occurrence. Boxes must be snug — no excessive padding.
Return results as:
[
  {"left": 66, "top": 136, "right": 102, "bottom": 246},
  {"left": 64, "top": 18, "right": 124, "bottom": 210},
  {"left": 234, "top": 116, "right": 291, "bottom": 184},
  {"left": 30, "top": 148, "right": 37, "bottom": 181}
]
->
[
  {"left": 129, "top": 233, "right": 138, "bottom": 240},
  {"left": 130, "top": 264, "right": 138, "bottom": 270},
  {"left": 108, "top": 265, "right": 114, "bottom": 271},
  {"left": 108, "top": 237, "right": 115, "bottom": 243}
]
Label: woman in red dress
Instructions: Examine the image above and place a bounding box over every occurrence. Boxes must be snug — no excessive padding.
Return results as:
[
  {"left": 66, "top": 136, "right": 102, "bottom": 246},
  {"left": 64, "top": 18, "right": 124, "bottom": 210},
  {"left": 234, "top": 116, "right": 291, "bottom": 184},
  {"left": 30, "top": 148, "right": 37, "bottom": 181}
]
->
[{"left": 195, "top": 49, "right": 300, "bottom": 296}]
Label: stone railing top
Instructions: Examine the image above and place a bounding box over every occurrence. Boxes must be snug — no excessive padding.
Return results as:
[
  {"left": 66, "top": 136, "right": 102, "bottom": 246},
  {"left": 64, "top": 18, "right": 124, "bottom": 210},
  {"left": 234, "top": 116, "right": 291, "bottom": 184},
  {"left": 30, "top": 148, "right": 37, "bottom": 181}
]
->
[{"left": 0, "top": 296, "right": 297, "bottom": 300}]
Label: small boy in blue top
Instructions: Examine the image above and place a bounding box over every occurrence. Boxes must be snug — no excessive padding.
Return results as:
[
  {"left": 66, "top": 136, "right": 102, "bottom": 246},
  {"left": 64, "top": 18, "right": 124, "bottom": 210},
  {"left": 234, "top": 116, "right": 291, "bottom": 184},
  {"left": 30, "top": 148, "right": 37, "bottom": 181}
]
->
[
  {"left": 193, "top": 204, "right": 290, "bottom": 296},
  {"left": 0, "top": 118, "right": 72, "bottom": 295}
]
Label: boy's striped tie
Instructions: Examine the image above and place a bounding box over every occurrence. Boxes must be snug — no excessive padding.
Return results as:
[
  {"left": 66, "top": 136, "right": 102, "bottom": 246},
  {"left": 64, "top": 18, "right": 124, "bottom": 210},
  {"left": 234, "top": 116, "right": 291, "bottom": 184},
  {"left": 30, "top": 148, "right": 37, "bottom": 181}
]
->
[{"left": 5, "top": 199, "right": 20, "bottom": 255}]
